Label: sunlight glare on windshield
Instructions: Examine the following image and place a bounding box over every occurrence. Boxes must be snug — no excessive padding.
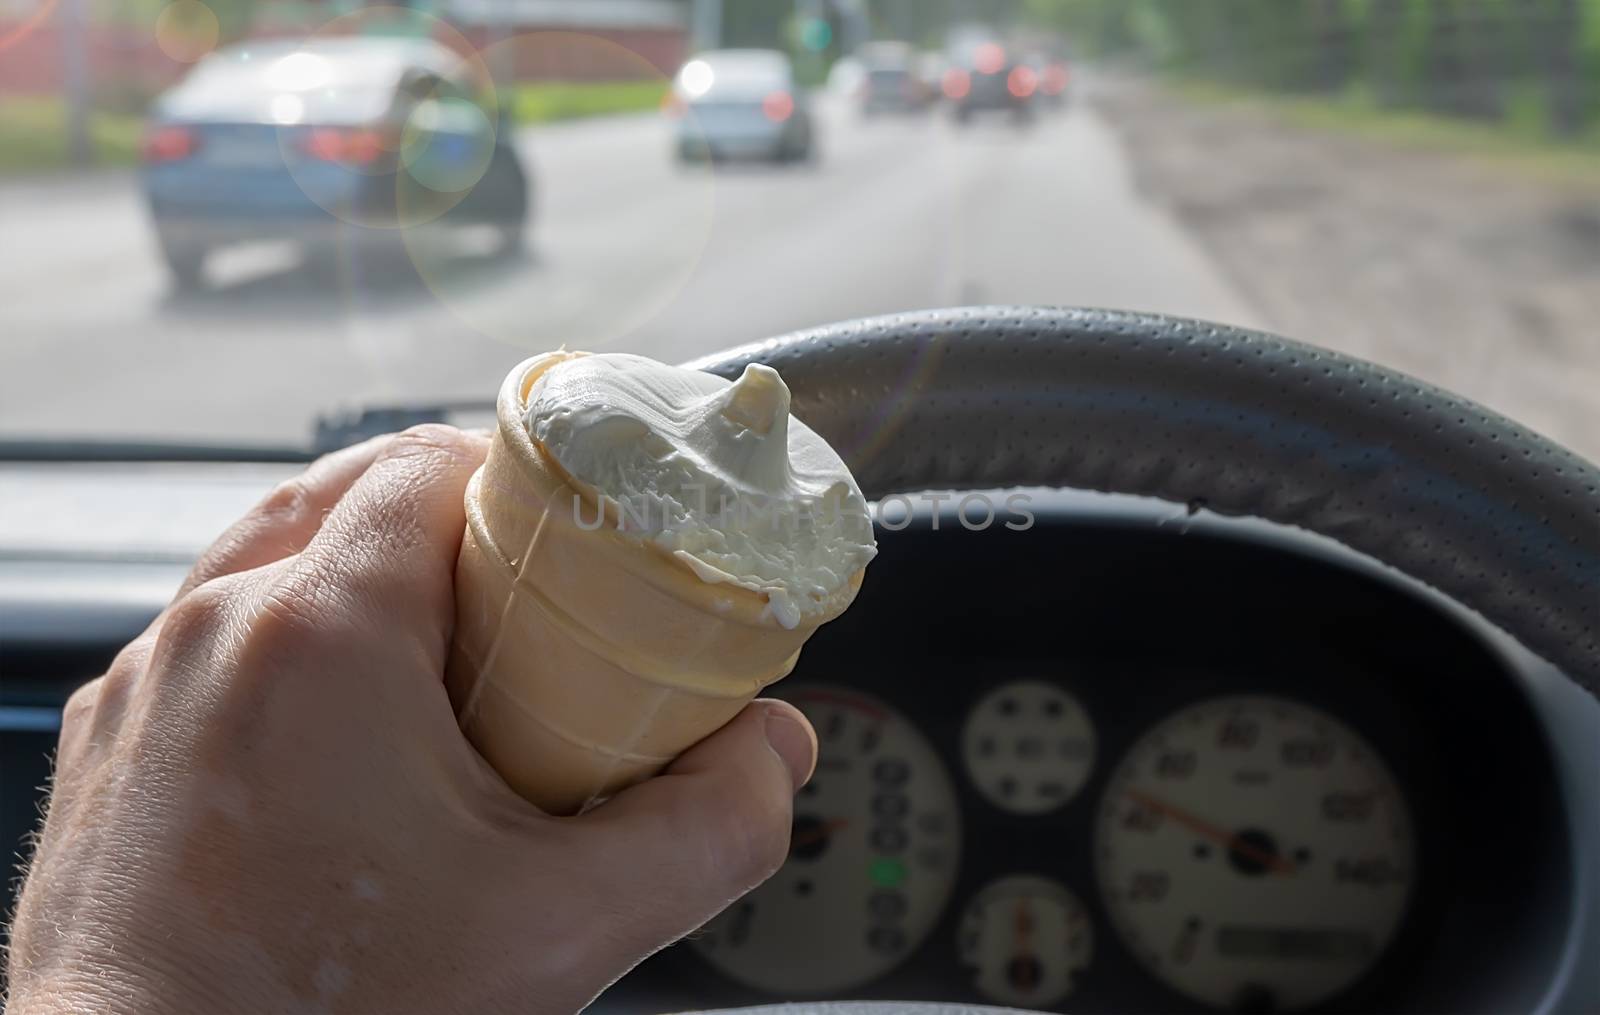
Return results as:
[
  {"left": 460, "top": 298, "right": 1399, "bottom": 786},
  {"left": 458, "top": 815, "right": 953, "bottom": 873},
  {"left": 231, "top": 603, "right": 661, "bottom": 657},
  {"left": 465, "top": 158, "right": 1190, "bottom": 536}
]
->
[{"left": 0, "top": 1, "right": 1594, "bottom": 461}]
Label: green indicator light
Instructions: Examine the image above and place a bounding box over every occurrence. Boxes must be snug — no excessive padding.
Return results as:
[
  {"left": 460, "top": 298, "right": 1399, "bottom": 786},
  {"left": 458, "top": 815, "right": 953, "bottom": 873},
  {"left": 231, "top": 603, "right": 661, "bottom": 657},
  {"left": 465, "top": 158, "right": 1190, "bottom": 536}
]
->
[
  {"left": 869, "top": 857, "right": 906, "bottom": 889},
  {"left": 800, "top": 18, "right": 831, "bottom": 52}
]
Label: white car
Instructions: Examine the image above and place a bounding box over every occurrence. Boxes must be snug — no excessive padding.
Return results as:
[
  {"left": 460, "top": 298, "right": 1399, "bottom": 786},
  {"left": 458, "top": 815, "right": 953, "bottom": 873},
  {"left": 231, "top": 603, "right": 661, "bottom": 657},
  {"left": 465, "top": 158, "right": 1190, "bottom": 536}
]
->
[{"left": 670, "top": 49, "right": 817, "bottom": 164}]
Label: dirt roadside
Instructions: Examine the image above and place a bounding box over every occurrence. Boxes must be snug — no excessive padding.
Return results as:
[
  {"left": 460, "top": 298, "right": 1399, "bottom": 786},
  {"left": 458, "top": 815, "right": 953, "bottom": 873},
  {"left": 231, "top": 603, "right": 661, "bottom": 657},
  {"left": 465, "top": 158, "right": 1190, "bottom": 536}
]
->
[{"left": 1093, "top": 77, "right": 1600, "bottom": 465}]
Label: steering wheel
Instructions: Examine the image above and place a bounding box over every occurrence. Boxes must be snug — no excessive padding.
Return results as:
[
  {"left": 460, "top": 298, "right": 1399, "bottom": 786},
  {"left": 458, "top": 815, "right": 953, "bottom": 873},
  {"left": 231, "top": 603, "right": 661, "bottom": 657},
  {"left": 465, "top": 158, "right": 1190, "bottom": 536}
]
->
[{"left": 689, "top": 307, "right": 1600, "bottom": 698}]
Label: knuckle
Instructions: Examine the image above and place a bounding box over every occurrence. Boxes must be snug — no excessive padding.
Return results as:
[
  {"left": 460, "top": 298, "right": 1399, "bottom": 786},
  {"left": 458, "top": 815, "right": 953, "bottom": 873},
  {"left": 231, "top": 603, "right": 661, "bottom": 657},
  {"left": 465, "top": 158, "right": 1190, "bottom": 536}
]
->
[
  {"left": 159, "top": 578, "right": 237, "bottom": 651},
  {"left": 60, "top": 677, "right": 103, "bottom": 731},
  {"left": 246, "top": 557, "right": 369, "bottom": 663},
  {"left": 257, "top": 474, "right": 316, "bottom": 525},
  {"left": 146, "top": 576, "right": 248, "bottom": 687},
  {"left": 383, "top": 424, "right": 476, "bottom": 473}
]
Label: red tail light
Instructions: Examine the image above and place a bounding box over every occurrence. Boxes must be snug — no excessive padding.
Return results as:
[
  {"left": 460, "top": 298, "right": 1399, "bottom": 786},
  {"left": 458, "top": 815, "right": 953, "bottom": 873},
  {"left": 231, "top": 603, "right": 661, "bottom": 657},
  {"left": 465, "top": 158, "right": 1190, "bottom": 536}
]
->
[
  {"left": 942, "top": 68, "right": 971, "bottom": 100},
  {"left": 299, "top": 126, "right": 387, "bottom": 165},
  {"left": 1043, "top": 63, "right": 1069, "bottom": 95},
  {"left": 974, "top": 43, "right": 1006, "bottom": 75},
  {"left": 141, "top": 124, "right": 198, "bottom": 164},
  {"left": 762, "top": 90, "right": 794, "bottom": 123},
  {"left": 1007, "top": 65, "right": 1038, "bottom": 99}
]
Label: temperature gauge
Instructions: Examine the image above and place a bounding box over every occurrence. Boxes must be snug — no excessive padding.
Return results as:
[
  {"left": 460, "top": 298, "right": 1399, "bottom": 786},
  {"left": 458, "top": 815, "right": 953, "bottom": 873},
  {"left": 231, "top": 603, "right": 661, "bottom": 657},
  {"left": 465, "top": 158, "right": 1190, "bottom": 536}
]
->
[
  {"left": 958, "top": 875, "right": 1093, "bottom": 1007},
  {"left": 964, "top": 681, "right": 1096, "bottom": 814}
]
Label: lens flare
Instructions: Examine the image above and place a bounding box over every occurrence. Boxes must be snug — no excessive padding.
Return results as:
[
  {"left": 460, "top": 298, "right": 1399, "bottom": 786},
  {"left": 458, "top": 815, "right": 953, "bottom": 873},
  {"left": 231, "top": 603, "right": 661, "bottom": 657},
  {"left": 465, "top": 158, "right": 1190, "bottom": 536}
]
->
[
  {"left": 401, "top": 97, "right": 495, "bottom": 193},
  {"left": 154, "top": 0, "right": 219, "bottom": 64},
  {"left": 834, "top": 334, "right": 952, "bottom": 471},
  {"left": 405, "top": 30, "right": 717, "bottom": 358},
  {"left": 277, "top": 7, "right": 492, "bottom": 229}
]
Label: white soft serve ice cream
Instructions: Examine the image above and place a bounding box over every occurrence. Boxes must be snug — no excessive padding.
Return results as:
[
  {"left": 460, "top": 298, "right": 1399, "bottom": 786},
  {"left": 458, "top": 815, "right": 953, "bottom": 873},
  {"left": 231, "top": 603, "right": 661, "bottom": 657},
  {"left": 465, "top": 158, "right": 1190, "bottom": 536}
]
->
[{"left": 524, "top": 353, "right": 877, "bottom": 629}]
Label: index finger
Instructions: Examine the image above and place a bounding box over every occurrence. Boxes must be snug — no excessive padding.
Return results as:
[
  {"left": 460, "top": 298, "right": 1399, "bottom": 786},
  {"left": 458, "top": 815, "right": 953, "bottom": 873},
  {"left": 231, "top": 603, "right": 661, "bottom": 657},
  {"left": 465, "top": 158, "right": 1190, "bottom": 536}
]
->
[{"left": 176, "top": 435, "right": 391, "bottom": 602}]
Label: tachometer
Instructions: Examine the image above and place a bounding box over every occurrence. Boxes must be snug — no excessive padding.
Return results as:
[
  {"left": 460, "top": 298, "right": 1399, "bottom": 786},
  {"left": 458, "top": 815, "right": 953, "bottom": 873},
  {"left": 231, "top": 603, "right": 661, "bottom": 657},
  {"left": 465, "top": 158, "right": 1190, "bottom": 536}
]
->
[
  {"left": 1095, "top": 696, "right": 1412, "bottom": 1011},
  {"left": 691, "top": 686, "right": 962, "bottom": 994}
]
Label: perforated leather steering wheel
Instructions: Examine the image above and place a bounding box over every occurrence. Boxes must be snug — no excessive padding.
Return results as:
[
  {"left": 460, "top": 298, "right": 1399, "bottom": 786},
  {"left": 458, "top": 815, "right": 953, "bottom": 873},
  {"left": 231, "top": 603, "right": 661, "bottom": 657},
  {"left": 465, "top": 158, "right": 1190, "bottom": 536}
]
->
[{"left": 688, "top": 307, "right": 1600, "bottom": 696}]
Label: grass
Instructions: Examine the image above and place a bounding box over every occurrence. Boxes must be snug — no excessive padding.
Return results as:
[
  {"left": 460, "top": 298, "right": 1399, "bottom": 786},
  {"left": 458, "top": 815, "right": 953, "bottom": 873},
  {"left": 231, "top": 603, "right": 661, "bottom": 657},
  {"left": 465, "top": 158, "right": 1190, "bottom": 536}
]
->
[
  {"left": 1169, "top": 79, "right": 1600, "bottom": 190},
  {"left": 0, "top": 96, "right": 142, "bottom": 173},
  {"left": 507, "top": 79, "right": 668, "bottom": 125},
  {"left": 0, "top": 80, "right": 667, "bottom": 173}
]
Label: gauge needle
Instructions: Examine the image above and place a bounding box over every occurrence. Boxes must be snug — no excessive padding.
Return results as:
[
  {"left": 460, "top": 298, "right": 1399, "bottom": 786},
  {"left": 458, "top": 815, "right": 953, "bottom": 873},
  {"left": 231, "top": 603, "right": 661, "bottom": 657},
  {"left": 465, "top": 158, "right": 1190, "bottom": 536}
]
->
[
  {"left": 1013, "top": 898, "right": 1034, "bottom": 951},
  {"left": 791, "top": 817, "right": 850, "bottom": 849},
  {"left": 1124, "top": 788, "right": 1297, "bottom": 875}
]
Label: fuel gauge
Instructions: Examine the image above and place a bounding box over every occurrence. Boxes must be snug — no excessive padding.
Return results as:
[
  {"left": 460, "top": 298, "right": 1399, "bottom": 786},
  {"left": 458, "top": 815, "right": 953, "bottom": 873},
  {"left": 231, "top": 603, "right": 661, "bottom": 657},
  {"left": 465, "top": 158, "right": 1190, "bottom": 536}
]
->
[{"left": 958, "top": 875, "right": 1093, "bottom": 1007}]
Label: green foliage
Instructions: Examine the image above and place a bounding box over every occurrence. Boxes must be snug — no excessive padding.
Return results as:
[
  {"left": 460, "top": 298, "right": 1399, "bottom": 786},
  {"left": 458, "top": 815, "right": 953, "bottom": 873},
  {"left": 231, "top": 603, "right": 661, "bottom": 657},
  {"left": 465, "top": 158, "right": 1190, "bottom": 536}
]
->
[
  {"left": 1022, "top": 0, "right": 1600, "bottom": 136},
  {"left": 0, "top": 98, "right": 141, "bottom": 173},
  {"left": 508, "top": 80, "right": 668, "bottom": 125}
]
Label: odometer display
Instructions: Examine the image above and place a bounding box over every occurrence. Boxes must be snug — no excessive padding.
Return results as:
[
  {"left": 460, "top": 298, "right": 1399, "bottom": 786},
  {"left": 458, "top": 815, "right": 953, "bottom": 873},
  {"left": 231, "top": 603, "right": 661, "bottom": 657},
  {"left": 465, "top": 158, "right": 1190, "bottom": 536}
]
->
[{"left": 1095, "top": 696, "right": 1413, "bottom": 1011}]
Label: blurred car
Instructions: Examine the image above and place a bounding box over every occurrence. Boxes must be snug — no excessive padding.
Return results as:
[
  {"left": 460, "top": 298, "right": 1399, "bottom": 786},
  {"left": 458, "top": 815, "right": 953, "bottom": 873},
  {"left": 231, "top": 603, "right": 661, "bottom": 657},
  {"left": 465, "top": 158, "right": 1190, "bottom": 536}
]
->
[
  {"left": 825, "top": 55, "right": 865, "bottom": 97},
  {"left": 915, "top": 51, "right": 950, "bottom": 103},
  {"left": 671, "top": 50, "right": 815, "bottom": 165},
  {"left": 861, "top": 64, "right": 931, "bottom": 116},
  {"left": 856, "top": 41, "right": 929, "bottom": 115},
  {"left": 942, "top": 40, "right": 1034, "bottom": 123},
  {"left": 139, "top": 37, "right": 530, "bottom": 289}
]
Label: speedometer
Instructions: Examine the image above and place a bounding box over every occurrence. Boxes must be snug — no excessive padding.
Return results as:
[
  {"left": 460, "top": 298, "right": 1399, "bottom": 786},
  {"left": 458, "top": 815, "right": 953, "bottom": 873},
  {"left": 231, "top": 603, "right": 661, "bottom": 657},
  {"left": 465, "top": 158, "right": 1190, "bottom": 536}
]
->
[
  {"left": 1096, "top": 696, "right": 1413, "bottom": 1011},
  {"left": 691, "top": 686, "right": 962, "bottom": 994}
]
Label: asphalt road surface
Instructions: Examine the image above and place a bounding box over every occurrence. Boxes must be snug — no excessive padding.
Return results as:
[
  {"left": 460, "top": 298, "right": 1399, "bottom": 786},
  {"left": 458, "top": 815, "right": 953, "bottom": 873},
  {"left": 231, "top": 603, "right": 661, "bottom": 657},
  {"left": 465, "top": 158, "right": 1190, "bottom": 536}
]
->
[{"left": 1, "top": 91, "right": 1261, "bottom": 447}]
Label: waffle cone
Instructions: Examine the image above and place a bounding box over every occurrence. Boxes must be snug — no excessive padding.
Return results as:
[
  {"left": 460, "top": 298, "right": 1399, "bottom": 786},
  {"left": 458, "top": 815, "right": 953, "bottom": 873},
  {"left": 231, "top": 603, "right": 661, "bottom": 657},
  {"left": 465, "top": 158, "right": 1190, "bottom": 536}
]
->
[{"left": 445, "top": 352, "right": 864, "bottom": 814}]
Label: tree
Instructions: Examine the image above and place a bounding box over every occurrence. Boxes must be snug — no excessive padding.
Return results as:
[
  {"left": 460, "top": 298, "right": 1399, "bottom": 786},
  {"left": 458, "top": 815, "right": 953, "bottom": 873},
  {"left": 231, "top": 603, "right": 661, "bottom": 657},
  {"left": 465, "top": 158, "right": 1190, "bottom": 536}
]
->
[
  {"left": 1535, "top": 0, "right": 1585, "bottom": 135},
  {"left": 1422, "top": 0, "right": 1504, "bottom": 118}
]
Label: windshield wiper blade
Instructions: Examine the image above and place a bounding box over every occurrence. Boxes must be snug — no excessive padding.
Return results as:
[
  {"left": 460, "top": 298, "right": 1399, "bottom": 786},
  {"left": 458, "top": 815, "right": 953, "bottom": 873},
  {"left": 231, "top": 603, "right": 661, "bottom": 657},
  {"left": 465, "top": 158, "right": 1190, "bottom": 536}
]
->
[
  {"left": 0, "top": 400, "right": 498, "bottom": 464},
  {"left": 0, "top": 439, "right": 314, "bottom": 463},
  {"left": 311, "top": 400, "right": 496, "bottom": 455}
]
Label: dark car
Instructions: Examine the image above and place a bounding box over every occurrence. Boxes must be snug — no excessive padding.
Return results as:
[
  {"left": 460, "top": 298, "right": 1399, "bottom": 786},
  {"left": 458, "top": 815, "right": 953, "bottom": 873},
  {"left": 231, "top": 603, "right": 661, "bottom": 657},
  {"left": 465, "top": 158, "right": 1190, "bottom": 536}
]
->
[
  {"left": 943, "top": 40, "right": 1034, "bottom": 123},
  {"left": 1023, "top": 52, "right": 1071, "bottom": 108},
  {"left": 139, "top": 37, "right": 530, "bottom": 288}
]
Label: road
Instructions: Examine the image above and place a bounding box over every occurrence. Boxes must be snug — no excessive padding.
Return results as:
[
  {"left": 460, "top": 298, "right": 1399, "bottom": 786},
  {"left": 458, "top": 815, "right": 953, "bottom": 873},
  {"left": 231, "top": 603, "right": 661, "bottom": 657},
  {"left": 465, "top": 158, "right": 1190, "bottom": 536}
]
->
[{"left": 0, "top": 91, "right": 1261, "bottom": 446}]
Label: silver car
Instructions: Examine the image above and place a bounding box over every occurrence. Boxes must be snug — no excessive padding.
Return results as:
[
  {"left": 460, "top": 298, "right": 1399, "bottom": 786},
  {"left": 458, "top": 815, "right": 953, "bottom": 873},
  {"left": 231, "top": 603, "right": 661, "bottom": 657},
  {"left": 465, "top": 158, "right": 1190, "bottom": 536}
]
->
[{"left": 671, "top": 50, "right": 816, "bottom": 164}]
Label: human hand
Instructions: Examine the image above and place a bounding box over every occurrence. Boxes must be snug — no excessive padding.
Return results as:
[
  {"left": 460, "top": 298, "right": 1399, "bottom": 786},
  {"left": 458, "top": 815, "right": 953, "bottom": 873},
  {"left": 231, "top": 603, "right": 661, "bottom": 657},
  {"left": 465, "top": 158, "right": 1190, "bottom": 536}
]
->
[{"left": 5, "top": 425, "right": 817, "bottom": 1014}]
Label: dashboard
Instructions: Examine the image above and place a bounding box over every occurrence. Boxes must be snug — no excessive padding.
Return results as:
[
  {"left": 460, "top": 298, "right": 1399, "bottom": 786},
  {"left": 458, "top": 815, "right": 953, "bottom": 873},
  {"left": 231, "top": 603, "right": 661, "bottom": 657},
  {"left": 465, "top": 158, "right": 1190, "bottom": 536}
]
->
[{"left": 2, "top": 463, "right": 1597, "bottom": 1013}]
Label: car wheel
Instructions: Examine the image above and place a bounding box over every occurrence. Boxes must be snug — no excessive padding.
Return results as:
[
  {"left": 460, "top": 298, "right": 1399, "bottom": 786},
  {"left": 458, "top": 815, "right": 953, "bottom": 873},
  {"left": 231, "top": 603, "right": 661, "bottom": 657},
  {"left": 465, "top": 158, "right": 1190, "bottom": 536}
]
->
[{"left": 158, "top": 236, "right": 207, "bottom": 290}]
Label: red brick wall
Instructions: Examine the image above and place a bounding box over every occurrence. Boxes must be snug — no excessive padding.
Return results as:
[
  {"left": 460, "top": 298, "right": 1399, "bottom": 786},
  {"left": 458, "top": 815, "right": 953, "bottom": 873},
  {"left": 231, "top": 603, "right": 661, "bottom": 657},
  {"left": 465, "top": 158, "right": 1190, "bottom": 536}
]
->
[
  {"left": 0, "top": 23, "right": 188, "bottom": 96},
  {"left": 0, "top": 20, "right": 685, "bottom": 97},
  {"left": 458, "top": 26, "right": 685, "bottom": 81}
]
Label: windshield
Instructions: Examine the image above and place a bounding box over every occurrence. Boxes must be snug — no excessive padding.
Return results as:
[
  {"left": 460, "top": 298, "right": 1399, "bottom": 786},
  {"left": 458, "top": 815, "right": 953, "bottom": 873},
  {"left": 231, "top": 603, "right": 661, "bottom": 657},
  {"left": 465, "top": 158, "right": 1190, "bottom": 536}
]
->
[{"left": 2, "top": 1, "right": 1596, "bottom": 461}]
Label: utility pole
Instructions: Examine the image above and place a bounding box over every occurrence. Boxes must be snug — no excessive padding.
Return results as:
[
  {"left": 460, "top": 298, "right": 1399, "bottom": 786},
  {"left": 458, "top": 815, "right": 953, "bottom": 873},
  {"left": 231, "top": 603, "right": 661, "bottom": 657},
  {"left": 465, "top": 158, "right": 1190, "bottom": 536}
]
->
[
  {"left": 60, "top": 0, "right": 90, "bottom": 167},
  {"left": 690, "top": 0, "right": 722, "bottom": 52},
  {"left": 835, "top": 0, "right": 868, "bottom": 52}
]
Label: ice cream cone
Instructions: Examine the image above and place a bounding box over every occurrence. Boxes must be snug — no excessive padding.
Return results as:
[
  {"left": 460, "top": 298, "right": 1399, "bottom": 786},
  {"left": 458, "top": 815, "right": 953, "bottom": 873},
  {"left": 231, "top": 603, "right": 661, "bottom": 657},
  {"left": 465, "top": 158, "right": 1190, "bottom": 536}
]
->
[{"left": 445, "top": 352, "right": 865, "bottom": 814}]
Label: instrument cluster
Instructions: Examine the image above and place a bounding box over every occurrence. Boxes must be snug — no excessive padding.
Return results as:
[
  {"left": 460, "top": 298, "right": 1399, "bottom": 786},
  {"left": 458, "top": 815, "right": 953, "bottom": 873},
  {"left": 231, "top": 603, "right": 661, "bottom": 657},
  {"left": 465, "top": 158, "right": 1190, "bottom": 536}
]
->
[{"left": 688, "top": 678, "right": 1418, "bottom": 1012}]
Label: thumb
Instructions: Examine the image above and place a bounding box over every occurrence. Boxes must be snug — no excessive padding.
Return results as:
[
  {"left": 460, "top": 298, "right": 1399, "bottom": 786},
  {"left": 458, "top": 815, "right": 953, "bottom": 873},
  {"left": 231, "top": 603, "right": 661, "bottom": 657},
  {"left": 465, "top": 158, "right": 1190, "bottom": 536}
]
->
[{"left": 568, "top": 699, "right": 817, "bottom": 960}]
